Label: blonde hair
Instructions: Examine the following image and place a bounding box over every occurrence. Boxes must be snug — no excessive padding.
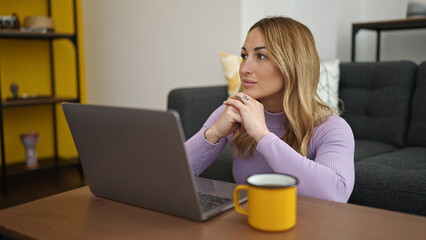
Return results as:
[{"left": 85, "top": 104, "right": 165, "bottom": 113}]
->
[{"left": 232, "top": 16, "right": 335, "bottom": 157}]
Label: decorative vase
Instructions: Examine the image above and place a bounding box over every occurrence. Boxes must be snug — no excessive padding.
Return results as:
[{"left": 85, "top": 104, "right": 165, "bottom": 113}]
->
[{"left": 20, "top": 133, "right": 39, "bottom": 170}]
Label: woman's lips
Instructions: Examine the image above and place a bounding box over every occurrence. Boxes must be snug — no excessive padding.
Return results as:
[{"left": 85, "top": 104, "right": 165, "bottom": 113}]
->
[{"left": 242, "top": 79, "right": 257, "bottom": 87}]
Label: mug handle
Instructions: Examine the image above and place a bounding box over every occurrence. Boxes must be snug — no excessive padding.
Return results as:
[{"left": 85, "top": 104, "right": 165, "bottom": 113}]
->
[{"left": 233, "top": 185, "right": 249, "bottom": 215}]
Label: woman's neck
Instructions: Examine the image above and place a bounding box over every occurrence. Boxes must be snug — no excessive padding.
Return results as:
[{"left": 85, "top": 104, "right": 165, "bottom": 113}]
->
[{"left": 260, "top": 94, "right": 284, "bottom": 113}]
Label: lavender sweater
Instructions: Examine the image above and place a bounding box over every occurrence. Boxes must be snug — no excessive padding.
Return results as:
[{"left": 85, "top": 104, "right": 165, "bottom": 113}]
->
[{"left": 185, "top": 105, "right": 355, "bottom": 203}]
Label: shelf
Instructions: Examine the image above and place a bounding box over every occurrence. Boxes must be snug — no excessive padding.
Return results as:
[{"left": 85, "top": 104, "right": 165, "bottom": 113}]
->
[
  {"left": 2, "top": 97, "right": 78, "bottom": 108},
  {"left": 0, "top": 29, "right": 75, "bottom": 41},
  {"left": 1, "top": 0, "right": 81, "bottom": 195},
  {"left": 0, "top": 157, "right": 80, "bottom": 178}
]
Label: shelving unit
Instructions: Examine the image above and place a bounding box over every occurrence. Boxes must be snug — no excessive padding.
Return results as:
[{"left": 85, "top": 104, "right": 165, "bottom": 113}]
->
[{"left": 0, "top": 0, "right": 82, "bottom": 194}]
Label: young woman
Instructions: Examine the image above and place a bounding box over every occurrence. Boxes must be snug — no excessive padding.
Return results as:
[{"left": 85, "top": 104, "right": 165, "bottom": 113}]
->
[{"left": 185, "top": 17, "right": 354, "bottom": 203}]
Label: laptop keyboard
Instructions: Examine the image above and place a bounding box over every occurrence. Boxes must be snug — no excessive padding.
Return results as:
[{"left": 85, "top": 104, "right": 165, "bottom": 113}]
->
[{"left": 197, "top": 192, "right": 232, "bottom": 212}]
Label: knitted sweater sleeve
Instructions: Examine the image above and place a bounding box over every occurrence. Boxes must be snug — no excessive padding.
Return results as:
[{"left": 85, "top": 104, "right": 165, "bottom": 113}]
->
[
  {"left": 184, "top": 105, "right": 227, "bottom": 176},
  {"left": 256, "top": 117, "right": 355, "bottom": 203}
]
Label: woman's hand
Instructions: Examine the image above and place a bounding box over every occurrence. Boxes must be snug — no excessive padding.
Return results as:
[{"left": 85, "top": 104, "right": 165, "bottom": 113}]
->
[
  {"left": 223, "top": 93, "right": 270, "bottom": 142},
  {"left": 204, "top": 105, "right": 242, "bottom": 144}
]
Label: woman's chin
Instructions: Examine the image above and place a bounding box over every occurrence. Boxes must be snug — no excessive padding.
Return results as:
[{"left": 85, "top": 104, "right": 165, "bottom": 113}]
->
[{"left": 242, "top": 90, "right": 258, "bottom": 99}]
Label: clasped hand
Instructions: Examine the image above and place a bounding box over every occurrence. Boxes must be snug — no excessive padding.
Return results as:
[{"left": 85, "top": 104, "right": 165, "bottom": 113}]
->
[{"left": 204, "top": 93, "right": 270, "bottom": 144}]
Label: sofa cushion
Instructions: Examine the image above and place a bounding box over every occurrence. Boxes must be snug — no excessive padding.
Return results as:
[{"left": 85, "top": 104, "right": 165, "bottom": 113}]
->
[
  {"left": 349, "top": 147, "right": 426, "bottom": 216},
  {"left": 354, "top": 139, "right": 398, "bottom": 162},
  {"left": 407, "top": 61, "right": 426, "bottom": 147},
  {"left": 339, "top": 61, "right": 417, "bottom": 147},
  {"left": 168, "top": 86, "right": 228, "bottom": 140}
]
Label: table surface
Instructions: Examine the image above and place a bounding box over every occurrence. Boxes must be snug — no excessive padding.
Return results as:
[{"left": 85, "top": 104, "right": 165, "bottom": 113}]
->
[
  {"left": 352, "top": 17, "right": 426, "bottom": 30},
  {"left": 0, "top": 186, "right": 425, "bottom": 240}
]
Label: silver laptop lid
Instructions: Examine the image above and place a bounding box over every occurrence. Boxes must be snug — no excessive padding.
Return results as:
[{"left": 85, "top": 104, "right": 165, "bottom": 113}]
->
[{"left": 62, "top": 103, "right": 207, "bottom": 220}]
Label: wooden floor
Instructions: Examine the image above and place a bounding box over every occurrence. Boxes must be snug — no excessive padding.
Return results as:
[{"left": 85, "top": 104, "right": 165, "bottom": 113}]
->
[{"left": 0, "top": 166, "right": 86, "bottom": 210}]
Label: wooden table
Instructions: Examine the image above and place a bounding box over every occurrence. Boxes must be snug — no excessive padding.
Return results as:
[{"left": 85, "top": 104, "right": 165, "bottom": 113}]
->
[{"left": 0, "top": 186, "right": 424, "bottom": 240}]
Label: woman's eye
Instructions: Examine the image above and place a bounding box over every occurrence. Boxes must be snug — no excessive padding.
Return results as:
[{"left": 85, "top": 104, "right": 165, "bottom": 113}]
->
[
  {"left": 257, "top": 54, "right": 266, "bottom": 60},
  {"left": 240, "top": 53, "right": 248, "bottom": 60}
]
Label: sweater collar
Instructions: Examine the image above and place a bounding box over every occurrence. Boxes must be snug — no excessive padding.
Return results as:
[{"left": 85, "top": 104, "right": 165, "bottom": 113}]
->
[{"left": 264, "top": 110, "right": 285, "bottom": 128}]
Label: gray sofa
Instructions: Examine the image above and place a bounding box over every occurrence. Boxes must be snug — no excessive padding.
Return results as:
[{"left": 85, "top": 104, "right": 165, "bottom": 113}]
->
[{"left": 168, "top": 61, "right": 426, "bottom": 216}]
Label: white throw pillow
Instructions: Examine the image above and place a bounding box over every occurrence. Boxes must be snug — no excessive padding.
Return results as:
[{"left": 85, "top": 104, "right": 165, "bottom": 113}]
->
[{"left": 317, "top": 59, "right": 340, "bottom": 113}]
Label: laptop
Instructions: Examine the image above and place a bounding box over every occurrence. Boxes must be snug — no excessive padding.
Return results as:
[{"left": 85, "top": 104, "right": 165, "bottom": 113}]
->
[{"left": 62, "top": 102, "right": 247, "bottom": 221}]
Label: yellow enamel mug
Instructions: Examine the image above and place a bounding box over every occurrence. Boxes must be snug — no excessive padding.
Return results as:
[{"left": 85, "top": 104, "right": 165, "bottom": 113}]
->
[{"left": 233, "top": 173, "right": 298, "bottom": 232}]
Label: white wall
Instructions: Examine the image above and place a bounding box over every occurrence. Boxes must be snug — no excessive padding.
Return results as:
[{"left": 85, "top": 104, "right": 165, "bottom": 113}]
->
[
  {"left": 241, "top": 0, "right": 338, "bottom": 61},
  {"left": 82, "top": 0, "right": 240, "bottom": 110},
  {"left": 82, "top": 0, "right": 425, "bottom": 110}
]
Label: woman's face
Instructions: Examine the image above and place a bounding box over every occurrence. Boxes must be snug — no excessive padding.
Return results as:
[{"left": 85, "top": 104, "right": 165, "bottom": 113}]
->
[{"left": 240, "top": 27, "right": 284, "bottom": 112}]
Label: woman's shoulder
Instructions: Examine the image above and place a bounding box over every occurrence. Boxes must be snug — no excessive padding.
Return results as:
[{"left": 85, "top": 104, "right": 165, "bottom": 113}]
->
[
  {"left": 313, "top": 115, "right": 354, "bottom": 142},
  {"left": 320, "top": 115, "right": 350, "bottom": 129}
]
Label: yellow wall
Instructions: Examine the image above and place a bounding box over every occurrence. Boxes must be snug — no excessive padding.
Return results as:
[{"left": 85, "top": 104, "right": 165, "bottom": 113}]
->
[{"left": 0, "top": 0, "right": 86, "bottom": 165}]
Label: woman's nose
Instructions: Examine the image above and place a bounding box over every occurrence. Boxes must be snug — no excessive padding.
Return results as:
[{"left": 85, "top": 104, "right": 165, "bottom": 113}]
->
[{"left": 239, "top": 58, "right": 253, "bottom": 75}]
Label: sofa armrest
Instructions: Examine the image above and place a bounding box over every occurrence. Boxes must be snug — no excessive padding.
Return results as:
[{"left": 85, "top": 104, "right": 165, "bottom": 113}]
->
[{"left": 167, "top": 85, "right": 228, "bottom": 140}]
